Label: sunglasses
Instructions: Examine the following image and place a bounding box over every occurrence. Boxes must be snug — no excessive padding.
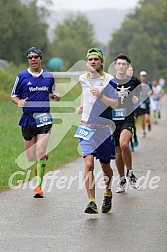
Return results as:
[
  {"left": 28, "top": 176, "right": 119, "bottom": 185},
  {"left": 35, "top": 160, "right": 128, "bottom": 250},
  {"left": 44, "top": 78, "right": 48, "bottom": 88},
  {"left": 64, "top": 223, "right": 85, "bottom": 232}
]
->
[{"left": 27, "top": 55, "right": 40, "bottom": 60}]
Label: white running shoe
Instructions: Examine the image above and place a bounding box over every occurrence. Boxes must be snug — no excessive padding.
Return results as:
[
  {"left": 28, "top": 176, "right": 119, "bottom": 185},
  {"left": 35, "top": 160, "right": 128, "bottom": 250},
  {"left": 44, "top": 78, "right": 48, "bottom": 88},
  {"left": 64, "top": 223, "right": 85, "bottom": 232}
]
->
[
  {"left": 141, "top": 131, "right": 146, "bottom": 137},
  {"left": 116, "top": 177, "right": 127, "bottom": 193},
  {"left": 126, "top": 171, "right": 138, "bottom": 189}
]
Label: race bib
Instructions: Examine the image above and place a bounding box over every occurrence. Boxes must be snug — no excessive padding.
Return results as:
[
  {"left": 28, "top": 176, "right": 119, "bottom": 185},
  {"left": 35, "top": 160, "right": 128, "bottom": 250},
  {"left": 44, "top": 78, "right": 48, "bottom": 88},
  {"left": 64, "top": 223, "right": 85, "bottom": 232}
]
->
[
  {"left": 112, "top": 108, "right": 126, "bottom": 120},
  {"left": 74, "top": 124, "right": 95, "bottom": 140},
  {"left": 34, "top": 113, "right": 52, "bottom": 127}
]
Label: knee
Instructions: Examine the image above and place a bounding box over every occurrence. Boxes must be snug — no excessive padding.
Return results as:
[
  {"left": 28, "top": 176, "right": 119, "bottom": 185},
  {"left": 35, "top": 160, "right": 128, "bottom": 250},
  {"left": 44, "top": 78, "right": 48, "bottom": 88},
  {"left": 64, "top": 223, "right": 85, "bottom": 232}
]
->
[
  {"left": 120, "top": 141, "right": 129, "bottom": 151},
  {"left": 37, "top": 147, "right": 46, "bottom": 160},
  {"left": 85, "top": 161, "right": 94, "bottom": 172}
]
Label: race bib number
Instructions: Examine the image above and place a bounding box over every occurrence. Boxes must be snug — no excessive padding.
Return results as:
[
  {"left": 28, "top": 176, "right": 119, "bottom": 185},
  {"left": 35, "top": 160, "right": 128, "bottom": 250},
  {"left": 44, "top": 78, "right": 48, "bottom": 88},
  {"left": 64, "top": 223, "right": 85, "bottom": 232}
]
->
[
  {"left": 112, "top": 108, "right": 126, "bottom": 120},
  {"left": 34, "top": 113, "right": 52, "bottom": 127},
  {"left": 74, "top": 124, "right": 95, "bottom": 140}
]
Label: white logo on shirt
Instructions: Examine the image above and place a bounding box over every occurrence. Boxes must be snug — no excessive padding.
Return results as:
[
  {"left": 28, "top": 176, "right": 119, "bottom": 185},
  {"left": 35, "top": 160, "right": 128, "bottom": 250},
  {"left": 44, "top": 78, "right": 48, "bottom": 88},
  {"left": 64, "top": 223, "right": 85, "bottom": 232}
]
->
[
  {"left": 117, "top": 86, "right": 130, "bottom": 104},
  {"left": 29, "top": 86, "right": 49, "bottom": 91},
  {"left": 27, "top": 81, "right": 32, "bottom": 85}
]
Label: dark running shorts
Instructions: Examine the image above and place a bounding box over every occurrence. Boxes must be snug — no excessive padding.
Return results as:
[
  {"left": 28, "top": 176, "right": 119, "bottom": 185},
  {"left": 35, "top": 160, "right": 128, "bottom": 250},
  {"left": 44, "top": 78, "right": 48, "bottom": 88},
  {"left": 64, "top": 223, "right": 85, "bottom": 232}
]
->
[
  {"left": 114, "top": 120, "right": 134, "bottom": 146},
  {"left": 135, "top": 104, "right": 150, "bottom": 117},
  {"left": 21, "top": 124, "right": 52, "bottom": 141}
]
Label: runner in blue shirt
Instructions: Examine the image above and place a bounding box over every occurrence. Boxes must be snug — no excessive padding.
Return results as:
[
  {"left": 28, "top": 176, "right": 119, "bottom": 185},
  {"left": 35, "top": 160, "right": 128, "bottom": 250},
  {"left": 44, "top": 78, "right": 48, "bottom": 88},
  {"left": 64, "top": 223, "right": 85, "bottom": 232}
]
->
[{"left": 11, "top": 47, "right": 60, "bottom": 198}]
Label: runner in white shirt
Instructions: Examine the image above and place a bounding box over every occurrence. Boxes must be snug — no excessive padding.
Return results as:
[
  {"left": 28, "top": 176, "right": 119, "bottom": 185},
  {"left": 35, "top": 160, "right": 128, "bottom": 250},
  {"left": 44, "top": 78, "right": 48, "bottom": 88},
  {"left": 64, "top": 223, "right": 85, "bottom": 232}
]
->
[
  {"left": 151, "top": 79, "right": 164, "bottom": 123},
  {"left": 75, "top": 48, "right": 118, "bottom": 214}
]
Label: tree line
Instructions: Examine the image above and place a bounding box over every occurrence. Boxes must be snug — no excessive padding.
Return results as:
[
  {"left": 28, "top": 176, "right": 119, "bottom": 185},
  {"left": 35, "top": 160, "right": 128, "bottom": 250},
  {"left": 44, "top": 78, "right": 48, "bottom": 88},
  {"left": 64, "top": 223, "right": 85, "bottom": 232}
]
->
[
  {"left": 107, "top": 0, "right": 167, "bottom": 79},
  {"left": 0, "top": 0, "right": 167, "bottom": 79},
  {"left": 0, "top": 0, "right": 49, "bottom": 64}
]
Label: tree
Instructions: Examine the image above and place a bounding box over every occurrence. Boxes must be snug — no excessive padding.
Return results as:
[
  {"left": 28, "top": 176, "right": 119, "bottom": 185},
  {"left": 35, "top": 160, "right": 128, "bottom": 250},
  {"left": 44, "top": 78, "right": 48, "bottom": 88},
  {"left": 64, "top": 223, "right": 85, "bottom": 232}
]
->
[
  {"left": 128, "top": 33, "right": 157, "bottom": 78},
  {"left": 163, "top": 0, "right": 167, "bottom": 21},
  {"left": 0, "top": 0, "right": 49, "bottom": 64},
  {"left": 50, "top": 13, "right": 98, "bottom": 69},
  {"left": 107, "top": 0, "right": 167, "bottom": 78}
]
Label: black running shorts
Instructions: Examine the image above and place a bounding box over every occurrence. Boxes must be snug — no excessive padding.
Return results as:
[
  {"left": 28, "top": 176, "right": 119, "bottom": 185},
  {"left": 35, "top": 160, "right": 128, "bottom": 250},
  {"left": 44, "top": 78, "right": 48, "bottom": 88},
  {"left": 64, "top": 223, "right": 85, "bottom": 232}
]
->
[
  {"left": 114, "top": 119, "right": 134, "bottom": 146},
  {"left": 21, "top": 124, "right": 52, "bottom": 141}
]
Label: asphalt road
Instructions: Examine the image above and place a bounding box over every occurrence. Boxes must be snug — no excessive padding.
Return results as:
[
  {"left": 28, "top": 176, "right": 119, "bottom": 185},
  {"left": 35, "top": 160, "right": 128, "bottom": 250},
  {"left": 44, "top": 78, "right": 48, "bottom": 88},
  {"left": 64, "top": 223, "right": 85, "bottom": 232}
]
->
[{"left": 0, "top": 96, "right": 167, "bottom": 252}]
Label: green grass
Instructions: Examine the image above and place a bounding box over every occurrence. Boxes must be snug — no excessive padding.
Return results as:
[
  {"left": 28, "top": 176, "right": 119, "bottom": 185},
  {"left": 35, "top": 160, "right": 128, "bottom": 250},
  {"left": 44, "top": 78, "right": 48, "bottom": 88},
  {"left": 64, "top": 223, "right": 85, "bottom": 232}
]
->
[{"left": 0, "top": 80, "right": 82, "bottom": 192}]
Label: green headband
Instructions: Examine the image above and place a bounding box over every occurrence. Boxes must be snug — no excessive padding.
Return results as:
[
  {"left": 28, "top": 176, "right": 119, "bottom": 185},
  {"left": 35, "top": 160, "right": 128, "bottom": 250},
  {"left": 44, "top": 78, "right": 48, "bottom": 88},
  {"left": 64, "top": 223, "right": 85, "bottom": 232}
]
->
[{"left": 86, "top": 51, "right": 104, "bottom": 60}]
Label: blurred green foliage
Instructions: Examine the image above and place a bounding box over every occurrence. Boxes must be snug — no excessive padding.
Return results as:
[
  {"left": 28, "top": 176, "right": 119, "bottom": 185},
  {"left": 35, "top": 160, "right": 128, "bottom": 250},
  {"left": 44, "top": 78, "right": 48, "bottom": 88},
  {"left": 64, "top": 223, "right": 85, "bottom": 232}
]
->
[
  {"left": 107, "top": 0, "right": 167, "bottom": 80},
  {"left": 0, "top": 0, "right": 167, "bottom": 79}
]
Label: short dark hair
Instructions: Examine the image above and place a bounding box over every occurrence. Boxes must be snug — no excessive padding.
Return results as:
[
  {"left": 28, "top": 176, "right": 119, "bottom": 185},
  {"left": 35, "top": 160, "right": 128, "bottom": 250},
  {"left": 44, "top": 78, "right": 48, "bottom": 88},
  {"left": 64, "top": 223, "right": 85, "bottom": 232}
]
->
[
  {"left": 114, "top": 53, "right": 131, "bottom": 64},
  {"left": 26, "top": 47, "right": 42, "bottom": 59}
]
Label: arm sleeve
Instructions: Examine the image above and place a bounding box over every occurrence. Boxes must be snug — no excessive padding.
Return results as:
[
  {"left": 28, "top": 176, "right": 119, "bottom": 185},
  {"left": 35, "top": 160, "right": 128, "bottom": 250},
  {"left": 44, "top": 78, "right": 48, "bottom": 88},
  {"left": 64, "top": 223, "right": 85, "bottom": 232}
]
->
[
  {"left": 11, "top": 76, "right": 21, "bottom": 97},
  {"left": 108, "top": 80, "right": 118, "bottom": 99}
]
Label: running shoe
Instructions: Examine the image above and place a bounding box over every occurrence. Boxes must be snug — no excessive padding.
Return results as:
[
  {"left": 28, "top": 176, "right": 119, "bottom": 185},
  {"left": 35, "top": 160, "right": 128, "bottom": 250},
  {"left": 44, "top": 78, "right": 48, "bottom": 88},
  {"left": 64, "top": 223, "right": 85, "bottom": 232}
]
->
[
  {"left": 134, "top": 139, "right": 139, "bottom": 147},
  {"left": 34, "top": 186, "right": 44, "bottom": 198},
  {"left": 148, "top": 123, "right": 151, "bottom": 131},
  {"left": 85, "top": 201, "right": 98, "bottom": 214},
  {"left": 100, "top": 195, "right": 112, "bottom": 213},
  {"left": 141, "top": 131, "right": 146, "bottom": 137},
  {"left": 126, "top": 171, "right": 138, "bottom": 189},
  {"left": 116, "top": 178, "right": 127, "bottom": 193}
]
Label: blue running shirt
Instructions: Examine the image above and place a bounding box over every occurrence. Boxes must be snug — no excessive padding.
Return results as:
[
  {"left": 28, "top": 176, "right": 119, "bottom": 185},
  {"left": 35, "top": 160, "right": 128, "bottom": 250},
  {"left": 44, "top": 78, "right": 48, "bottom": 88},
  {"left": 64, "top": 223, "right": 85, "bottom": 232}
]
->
[{"left": 11, "top": 69, "right": 55, "bottom": 126}]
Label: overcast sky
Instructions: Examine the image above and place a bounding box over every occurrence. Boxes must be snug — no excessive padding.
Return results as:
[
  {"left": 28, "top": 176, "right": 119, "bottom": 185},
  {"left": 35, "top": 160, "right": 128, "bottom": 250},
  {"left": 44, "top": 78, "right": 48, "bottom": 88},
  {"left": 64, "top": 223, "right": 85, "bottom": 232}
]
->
[{"left": 44, "top": 0, "right": 139, "bottom": 11}]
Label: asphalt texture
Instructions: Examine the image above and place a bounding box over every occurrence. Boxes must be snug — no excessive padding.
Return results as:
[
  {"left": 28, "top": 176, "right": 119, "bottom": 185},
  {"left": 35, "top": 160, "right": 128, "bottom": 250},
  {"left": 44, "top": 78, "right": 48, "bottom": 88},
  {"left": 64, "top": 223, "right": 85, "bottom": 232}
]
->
[{"left": 0, "top": 96, "right": 167, "bottom": 252}]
